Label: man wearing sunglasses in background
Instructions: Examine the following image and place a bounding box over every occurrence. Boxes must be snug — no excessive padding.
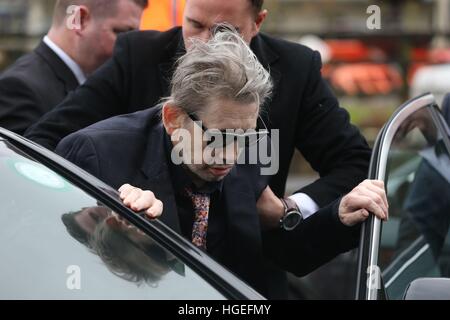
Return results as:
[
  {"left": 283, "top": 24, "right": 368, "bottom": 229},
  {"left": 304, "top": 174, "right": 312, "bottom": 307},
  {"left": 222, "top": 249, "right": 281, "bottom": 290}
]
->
[{"left": 55, "top": 29, "right": 388, "bottom": 299}]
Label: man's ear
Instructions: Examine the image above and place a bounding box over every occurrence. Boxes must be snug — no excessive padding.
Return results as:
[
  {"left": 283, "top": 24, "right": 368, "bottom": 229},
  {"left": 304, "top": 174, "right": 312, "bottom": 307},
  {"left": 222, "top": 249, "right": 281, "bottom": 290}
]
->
[
  {"left": 162, "top": 102, "right": 184, "bottom": 135},
  {"left": 74, "top": 5, "right": 91, "bottom": 36},
  {"left": 254, "top": 9, "right": 268, "bottom": 34}
]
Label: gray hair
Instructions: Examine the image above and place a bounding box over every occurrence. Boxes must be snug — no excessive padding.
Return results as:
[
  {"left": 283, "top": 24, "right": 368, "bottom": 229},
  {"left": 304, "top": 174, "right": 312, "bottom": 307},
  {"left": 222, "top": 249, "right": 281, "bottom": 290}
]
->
[{"left": 167, "top": 26, "right": 272, "bottom": 115}]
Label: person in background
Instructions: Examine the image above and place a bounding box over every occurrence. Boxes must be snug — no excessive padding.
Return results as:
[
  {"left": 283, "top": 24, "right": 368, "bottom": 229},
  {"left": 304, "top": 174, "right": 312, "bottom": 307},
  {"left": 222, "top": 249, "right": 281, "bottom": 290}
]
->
[{"left": 0, "top": 0, "right": 147, "bottom": 134}]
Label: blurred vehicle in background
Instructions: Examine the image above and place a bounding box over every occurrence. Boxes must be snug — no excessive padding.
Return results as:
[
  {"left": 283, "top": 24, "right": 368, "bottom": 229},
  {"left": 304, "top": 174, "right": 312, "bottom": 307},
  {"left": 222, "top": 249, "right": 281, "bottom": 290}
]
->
[
  {"left": 300, "top": 38, "right": 404, "bottom": 96},
  {"left": 410, "top": 61, "right": 450, "bottom": 105}
]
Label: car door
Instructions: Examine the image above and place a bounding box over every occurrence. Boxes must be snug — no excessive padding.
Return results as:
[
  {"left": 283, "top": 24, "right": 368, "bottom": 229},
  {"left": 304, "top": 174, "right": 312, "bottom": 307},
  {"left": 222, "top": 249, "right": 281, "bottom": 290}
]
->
[
  {"left": 356, "top": 93, "right": 450, "bottom": 300},
  {"left": 0, "top": 129, "right": 264, "bottom": 300}
]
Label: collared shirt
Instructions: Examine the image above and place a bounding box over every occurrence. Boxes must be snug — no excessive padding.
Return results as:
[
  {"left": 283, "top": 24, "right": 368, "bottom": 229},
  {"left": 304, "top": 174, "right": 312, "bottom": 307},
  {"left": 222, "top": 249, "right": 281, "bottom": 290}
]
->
[
  {"left": 43, "top": 36, "right": 87, "bottom": 85},
  {"left": 289, "top": 192, "right": 319, "bottom": 219}
]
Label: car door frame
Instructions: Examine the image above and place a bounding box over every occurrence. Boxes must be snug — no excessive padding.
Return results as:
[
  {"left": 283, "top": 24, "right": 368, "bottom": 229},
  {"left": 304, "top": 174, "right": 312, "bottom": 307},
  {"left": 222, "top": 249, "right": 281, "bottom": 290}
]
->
[{"left": 355, "top": 92, "right": 450, "bottom": 300}]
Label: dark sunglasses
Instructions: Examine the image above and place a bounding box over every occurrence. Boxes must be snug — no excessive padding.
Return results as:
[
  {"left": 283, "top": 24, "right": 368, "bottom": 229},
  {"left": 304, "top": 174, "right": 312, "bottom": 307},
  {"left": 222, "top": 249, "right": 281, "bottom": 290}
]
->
[{"left": 187, "top": 112, "right": 269, "bottom": 148}]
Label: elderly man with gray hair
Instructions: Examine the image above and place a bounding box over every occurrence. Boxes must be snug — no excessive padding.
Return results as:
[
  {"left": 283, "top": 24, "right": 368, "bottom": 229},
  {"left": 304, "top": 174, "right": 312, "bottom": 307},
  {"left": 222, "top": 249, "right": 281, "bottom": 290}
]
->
[{"left": 56, "top": 28, "right": 387, "bottom": 299}]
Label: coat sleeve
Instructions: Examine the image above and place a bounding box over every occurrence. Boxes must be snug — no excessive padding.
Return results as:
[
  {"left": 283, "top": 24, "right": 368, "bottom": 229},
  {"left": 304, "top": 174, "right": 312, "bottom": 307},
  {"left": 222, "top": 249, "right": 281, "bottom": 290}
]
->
[
  {"left": 0, "top": 75, "right": 44, "bottom": 135},
  {"left": 262, "top": 198, "right": 360, "bottom": 276},
  {"left": 293, "top": 51, "right": 372, "bottom": 206},
  {"left": 24, "top": 33, "right": 133, "bottom": 151},
  {"left": 55, "top": 132, "right": 101, "bottom": 179}
]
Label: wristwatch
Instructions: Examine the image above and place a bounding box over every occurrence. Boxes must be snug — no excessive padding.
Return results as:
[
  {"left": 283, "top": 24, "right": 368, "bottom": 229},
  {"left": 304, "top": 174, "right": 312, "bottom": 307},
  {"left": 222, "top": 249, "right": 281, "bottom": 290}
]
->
[{"left": 279, "top": 198, "right": 303, "bottom": 231}]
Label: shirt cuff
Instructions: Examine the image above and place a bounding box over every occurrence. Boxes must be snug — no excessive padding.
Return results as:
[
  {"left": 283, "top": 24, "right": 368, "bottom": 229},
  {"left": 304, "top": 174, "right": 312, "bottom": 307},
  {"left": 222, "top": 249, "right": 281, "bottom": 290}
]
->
[{"left": 288, "top": 193, "right": 320, "bottom": 219}]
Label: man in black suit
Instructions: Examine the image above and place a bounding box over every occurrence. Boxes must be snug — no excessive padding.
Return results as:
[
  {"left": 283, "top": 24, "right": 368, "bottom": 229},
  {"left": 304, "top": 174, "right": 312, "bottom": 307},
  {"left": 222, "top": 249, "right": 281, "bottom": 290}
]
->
[
  {"left": 56, "top": 29, "right": 388, "bottom": 299},
  {"left": 26, "top": 0, "right": 372, "bottom": 221},
  {"left": 0, "top": 0, "right": 147, "bottom": 135}
]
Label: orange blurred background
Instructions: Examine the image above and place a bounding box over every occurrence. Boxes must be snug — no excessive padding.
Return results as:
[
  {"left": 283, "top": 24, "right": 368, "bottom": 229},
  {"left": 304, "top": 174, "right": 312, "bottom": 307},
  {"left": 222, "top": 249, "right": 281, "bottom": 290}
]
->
[{"left": 140, "top": 0, "right": 186, "bottom": 31}]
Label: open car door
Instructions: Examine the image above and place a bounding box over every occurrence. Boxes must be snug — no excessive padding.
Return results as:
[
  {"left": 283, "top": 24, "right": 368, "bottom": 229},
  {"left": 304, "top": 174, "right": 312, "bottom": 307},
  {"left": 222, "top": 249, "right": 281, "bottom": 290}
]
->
[{"left": 356, "top": 93, "right": 450, "bottom": 300}]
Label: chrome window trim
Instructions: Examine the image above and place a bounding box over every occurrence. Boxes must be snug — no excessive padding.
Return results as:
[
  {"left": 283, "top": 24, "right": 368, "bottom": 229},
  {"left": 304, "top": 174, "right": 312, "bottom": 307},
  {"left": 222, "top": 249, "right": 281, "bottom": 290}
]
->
[{"left": 366, "top": 93, "right": 436, "bottom": 300}]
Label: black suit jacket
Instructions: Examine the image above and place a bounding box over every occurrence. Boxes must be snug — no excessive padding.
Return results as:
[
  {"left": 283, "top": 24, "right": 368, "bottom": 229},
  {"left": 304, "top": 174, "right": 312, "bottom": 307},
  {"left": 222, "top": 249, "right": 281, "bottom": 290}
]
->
[
  {"left": 55, "top": 107, "right": 360, "bottom": 299},
  {"left": 26, "top": 28, "right": 371, "bottom": 206},
  {"left": 0, "top": 41, "right": 79, "bottom": 135}
]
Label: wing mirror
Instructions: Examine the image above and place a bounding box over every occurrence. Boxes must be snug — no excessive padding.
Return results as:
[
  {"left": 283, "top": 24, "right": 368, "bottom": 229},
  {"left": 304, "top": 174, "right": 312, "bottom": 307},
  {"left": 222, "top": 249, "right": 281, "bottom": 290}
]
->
[{"left": 403, "top": 278, "right": 450, "bottom": 300}]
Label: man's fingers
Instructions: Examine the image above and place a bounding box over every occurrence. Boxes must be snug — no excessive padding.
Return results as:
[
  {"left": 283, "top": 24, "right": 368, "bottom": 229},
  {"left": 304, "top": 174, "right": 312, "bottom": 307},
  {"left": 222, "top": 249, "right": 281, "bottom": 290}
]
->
[
  {"left": 345, "top": 209, "right": 370, "bottom": 226},
  {"left": 119, "top": 184, "right": 136, "bottom": 199},
  {"left": 129, "top": 190, "right": 156, "bottom": 211},
  {"left": 358, "top": 196, "right": 386, "bottom": 220},
  {"left": 146, "top": 200, "right": 163, "bottom": 219},
  {"left": 355, "top": 185, "right": 388, "bottom": 216},
  {"left": 118, "top": 184, "right": 132, "bottom": 193},
  {"left": 340, "top": 180, "right": 389, "bottom": 226},
  {"left": 118, "top": 184, "right": 163, "bottom": 220},
  {"left": 344, "top": 194, "right": 386, "bottom": 220},
  {"left": 122, "top": 188, "right": 142, "bottom": 206},
  {"left": 362, "top": 179, "right": 384, "bottom": 189},
  {"left": 355, "top": 180, "right": 389, "bottom": 217},
  {"left": 362, "top": 182, "right": 388, "bottom": 210}
]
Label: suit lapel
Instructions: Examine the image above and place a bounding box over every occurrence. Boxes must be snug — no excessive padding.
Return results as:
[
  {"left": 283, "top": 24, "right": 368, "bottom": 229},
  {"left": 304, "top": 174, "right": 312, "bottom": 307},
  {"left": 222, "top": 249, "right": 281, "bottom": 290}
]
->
[
  {"left": 34, "top": 41, "right": 79, "bottom": 93},
  {"left": 138, "top": 122, "right": 181, "bottom": 233}
]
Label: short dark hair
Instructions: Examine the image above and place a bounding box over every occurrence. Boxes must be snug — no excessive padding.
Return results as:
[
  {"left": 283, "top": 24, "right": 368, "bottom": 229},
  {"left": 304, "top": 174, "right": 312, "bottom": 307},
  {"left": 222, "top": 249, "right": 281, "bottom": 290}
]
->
[
  {"left": 54, "top": 0, "right": 148, "bottom": 24},
  {"left": 251, "top": 0, "right": 264, "bottom": 13}
]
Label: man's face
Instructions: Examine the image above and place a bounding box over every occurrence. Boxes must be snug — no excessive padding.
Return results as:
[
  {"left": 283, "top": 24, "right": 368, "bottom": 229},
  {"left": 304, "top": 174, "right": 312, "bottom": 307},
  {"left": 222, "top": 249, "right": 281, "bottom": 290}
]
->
[
  {"left": 80, "top": 0, "right": 143, "bottom": 74},
  {"left": 182, "top": 0, "right": 265, "bottom": 49},
  {"left": 170, "top": 98, "right": 259, "bottom": 183}
]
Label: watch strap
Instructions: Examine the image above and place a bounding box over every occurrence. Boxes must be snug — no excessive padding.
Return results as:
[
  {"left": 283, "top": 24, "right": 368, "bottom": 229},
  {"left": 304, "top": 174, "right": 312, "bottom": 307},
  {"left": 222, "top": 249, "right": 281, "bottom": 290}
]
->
[{"left": 281, "top": 197, "right": 300, "bottom": 213}]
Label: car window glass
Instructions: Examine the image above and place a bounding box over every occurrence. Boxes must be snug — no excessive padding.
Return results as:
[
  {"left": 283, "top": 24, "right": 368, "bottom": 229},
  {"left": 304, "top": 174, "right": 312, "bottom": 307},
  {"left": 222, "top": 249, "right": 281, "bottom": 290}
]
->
[
  {"left": 378, "top": 106, "right": 450, "bottom": 299},
  {"left": 0, "top": 142, "right": 225, "bottom": 299}
]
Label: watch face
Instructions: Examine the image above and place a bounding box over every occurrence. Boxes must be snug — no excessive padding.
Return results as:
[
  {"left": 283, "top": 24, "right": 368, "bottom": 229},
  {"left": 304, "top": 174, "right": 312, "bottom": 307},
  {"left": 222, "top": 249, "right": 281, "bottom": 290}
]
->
[{"left": 283, "top": 211, "right": 302, "bottom": 231}]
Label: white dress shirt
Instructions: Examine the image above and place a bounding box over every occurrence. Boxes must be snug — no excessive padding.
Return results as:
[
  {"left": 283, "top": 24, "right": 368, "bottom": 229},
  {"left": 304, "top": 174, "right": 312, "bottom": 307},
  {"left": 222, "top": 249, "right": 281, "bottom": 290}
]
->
[
  {"left": 43, "top": 36, "right": 86, "bottom": 85},
  {"left": 289, "top": 192, "right": 320, "bottom": 219}
]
